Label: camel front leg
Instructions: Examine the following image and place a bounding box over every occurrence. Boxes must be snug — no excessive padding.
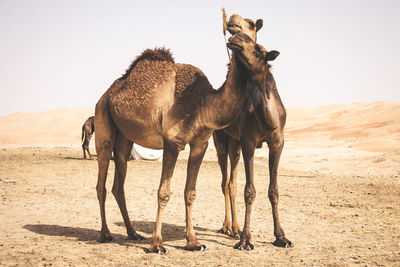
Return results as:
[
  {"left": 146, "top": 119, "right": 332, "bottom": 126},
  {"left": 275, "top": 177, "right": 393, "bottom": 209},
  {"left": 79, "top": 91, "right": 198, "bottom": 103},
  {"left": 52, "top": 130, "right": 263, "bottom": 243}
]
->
[
  {"left": 268, "top": 140, "right": 293, "bottom": 247},
  {"left": 184, "top": 141, "right": 208, "bottom": 251},
  {"left": 149, "top": 140, "right": 179, "bottom": 254},
  {"left": 228, "top": 137, "right": 241, "bottom": 238},
  {"left": 235, "top": 137, "right": 257, "bottom": 250},
  {"left": 213, "top": 131, "right": 232, "bottom": 236}
]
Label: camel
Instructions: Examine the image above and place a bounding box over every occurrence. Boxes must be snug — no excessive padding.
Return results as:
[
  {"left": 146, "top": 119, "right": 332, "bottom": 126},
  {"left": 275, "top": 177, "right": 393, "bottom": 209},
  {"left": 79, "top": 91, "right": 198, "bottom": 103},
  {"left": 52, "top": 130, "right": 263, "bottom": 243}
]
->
[
  {"left": 213, "top": 13, "right": 293, "bottom": 249},
  {"left": 81, "top": 116, "right": 95, "bottom": 159},
  {"left": 94, "top": 32, "right": 278, "bottom": 253},
  {"left": 215, "top": 12, "right": 263, "bottom": 238}
]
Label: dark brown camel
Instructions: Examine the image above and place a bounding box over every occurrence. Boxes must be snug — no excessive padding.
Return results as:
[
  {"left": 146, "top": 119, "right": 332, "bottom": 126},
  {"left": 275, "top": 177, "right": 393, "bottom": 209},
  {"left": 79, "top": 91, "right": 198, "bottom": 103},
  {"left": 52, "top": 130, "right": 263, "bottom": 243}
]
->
[
  {"left": 94, "top": 33, "right": 277, "bottom": 253},
  {"left": 216, "top": 12, "right": 263, "bottom": 238},
  {"left": 81, "top": 116, "right": 94, "bottom": 159},
  {"left": 213, "top": 14, "right": 293, "bottom": 249}
]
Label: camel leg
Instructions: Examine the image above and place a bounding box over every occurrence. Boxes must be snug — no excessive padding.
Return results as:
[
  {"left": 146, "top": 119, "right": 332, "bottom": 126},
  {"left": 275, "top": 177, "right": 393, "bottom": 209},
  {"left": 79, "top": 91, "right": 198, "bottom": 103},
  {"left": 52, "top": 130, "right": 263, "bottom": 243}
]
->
[
  {"left": 87, "top": 140, "right": 92, "bottom": 159},
  {"left": 213, "top": 131, "right": 232, "bottom": 236},
  {"left": 96, "top": 148, "right": 112, "bottom": 242},
  {"left": 112, "top": 131, "right": 144, "bottom": 241},
  {"left": 268, "top": 140, "right": 293, "bottom": 247},
  {"left": 228, "top": 137, "right": 241, "bottom": 238},
  {"left": 235, "top": 137, "right": 257, "bottom": 250},
  {"left": 95, "top": 104, "right": 115, "bottom": 243},
  {"left": 184, "top": 141, "right": 208, "bottom": 251},
  {"left": 82, "top": 142, "right": 87, "bottom": 159},
  {"left": 149, "top": 140, "right": 179, "bottom": 254}
]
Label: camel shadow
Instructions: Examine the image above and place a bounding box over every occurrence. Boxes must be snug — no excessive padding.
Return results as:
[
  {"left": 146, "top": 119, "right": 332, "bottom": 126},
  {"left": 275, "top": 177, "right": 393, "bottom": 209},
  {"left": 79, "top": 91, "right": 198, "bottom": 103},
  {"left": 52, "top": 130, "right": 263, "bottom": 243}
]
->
[
  {"left": 119, "top": 221, "right": 234, "bottom": 250},
  {"left": 23, "top": 220, "right": 232, "bottom": 249},
  {"left": 63, "top": 156, "right": 92, "bottom": 161},
  {"left": 116, "top": 220, "right": 214, "bottom": 242},
  {"left": 23, "top": 224, "right": 108, "bottom": 244}
]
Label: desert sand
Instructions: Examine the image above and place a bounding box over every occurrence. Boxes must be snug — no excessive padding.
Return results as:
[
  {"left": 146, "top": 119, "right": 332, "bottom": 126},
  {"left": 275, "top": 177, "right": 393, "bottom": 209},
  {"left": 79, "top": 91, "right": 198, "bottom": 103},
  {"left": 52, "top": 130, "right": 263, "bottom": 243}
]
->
[{"left": 0, "top": 102, "right": 399, "bottom": 266}]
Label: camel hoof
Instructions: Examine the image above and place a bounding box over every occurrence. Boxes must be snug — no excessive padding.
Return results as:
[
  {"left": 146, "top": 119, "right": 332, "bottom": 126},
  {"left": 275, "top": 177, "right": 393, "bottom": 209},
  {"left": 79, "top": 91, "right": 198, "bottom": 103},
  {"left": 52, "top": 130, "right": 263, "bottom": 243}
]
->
[
  {"left": 149, "top": 244, "right": 169, "bottom": 255},
  {"left": 127, "top": 233, "right": 145, "bottom": 241},
  {"left": 185, "top": 244, "right": 207, "bottom": 251},
  {"left": 218, "top": 227, "right": 232, "bottom": 236},
  {"left": 273, "top": 237, "right": 294, "bottom": 248},
  {"left": 98, "top": 233, "right": 113, "bottom": 243},
  {"left": 231, "top": 230, "right": 241, "bottom": 239},
  {"left": 234, "top": 240, "right": 254, "bottom": 250}
]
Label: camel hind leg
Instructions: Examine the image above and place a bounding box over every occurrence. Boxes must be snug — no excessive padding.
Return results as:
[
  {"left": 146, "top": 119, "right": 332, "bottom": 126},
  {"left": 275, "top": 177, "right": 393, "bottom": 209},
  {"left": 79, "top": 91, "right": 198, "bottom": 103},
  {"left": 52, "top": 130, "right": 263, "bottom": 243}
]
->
[
  {"left": 150, "top": 139, "right": 179, "bottom": 254},
  {"left": 214, "top": 130, "right": 241, "bottom": 238},
  {"left": 227, "top": 137, "right": 241, "bottom": 238},
  {"left": 112, "top": 130, "right": 144, "bottom": 241},
  {"left": 82, "top": 143, "right": 87, "bottom": 159},
  {"left": 213, "top": 131, "right": 231, "bottom": 235},
  {"left": 95, "top": 103, "right": 115, "bottom": 243}
]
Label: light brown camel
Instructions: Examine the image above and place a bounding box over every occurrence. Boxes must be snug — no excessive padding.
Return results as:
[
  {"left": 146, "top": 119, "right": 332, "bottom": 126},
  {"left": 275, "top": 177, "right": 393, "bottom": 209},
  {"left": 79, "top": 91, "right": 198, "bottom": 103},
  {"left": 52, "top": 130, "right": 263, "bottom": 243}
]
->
[
  {"left": 94, "top": 33, "right": 277, "bottom": 253},
  {"left": 81, "top": 116, "right": 94, "bottom": 159},
  {"left": 213, "top": 13, "right": 293, "bottom": 249}
]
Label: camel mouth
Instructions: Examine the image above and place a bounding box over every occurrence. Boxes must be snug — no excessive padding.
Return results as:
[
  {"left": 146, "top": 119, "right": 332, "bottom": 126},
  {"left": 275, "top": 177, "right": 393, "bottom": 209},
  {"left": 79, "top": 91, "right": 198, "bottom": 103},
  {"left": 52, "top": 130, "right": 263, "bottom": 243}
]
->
[{"left": 227, "top": 42, "right": 243, "bottom": 51}]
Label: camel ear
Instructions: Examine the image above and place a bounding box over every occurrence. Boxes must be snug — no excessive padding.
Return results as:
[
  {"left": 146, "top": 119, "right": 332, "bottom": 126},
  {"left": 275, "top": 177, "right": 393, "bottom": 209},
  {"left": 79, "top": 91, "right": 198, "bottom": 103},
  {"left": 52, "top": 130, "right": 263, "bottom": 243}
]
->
[
  {"left": 266, "top": 50, "right": 279, "bottom": 61},
  {"left": 256, "top": 19, "right": 263, "bottom": 32}
]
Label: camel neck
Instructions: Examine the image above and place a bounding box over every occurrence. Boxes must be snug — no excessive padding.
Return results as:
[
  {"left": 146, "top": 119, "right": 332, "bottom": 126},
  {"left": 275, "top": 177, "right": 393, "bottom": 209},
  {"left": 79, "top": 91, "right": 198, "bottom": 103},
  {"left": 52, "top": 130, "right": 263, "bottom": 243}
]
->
[{"left": 203, "top": 54, "right": 249, "bottom": 130}]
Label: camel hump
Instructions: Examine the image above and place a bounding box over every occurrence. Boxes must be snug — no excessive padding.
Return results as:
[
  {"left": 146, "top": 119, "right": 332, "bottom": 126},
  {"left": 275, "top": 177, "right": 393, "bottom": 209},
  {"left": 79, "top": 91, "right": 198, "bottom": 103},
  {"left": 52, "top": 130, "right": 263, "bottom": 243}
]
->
[{"left": 122, "top": 48, "right": 174, "bottom": 79}]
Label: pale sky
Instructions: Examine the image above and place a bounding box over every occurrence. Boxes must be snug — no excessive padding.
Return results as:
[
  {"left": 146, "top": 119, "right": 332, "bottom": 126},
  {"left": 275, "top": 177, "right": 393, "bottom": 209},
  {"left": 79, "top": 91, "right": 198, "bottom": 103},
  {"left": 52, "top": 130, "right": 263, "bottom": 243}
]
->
[{"left": 1, "top": 0, "right": 399, "bottom": 116}]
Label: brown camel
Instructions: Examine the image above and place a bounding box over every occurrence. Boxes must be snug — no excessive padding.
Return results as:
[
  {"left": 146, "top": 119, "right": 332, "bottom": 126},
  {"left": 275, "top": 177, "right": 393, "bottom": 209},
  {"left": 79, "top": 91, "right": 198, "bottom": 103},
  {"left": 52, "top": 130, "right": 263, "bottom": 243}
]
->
[
  {"left": 94, "top": 32, "right": 277, "bottom": 253},
  {"left": 81, "top": 116, "right": 94, "bottom": 159},
  {"left": 215, "top": 12, "right": 263, "bottom": 238},
  {"left": 213, "top": 13, "right": 293, "bottom": 249}
]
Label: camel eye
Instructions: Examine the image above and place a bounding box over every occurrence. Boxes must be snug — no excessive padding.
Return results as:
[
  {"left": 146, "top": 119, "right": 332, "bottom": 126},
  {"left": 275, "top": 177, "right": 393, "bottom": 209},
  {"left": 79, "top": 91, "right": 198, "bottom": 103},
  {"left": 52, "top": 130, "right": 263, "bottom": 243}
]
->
[{"left": 253, "top": 47, "right": 261, "bottom": 57}]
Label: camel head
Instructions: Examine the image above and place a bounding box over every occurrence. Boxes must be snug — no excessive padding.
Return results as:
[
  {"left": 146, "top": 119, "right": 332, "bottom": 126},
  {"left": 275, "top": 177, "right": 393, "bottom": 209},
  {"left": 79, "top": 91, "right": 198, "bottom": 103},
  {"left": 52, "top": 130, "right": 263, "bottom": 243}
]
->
[
  {"left": 227, "top": 32, "right": 279, "bottom": 75},
  {"left": 226, "top": 14, "right": 263, "bottom": 42}
]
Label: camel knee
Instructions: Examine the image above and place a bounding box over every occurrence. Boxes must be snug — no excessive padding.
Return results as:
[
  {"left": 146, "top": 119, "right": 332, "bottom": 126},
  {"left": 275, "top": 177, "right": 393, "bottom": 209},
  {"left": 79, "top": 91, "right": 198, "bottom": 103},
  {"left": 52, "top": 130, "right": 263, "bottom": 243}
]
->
[
  {"left": 185, "top": 190, "right": 196, "bottom": 206},
  {"left": 244, "top": 184, "right": 256, "bottom": 205},
  {"left": 268, "top": 189, "right": 279, "bottom": 205},
  {"left": 96, "top": 184, "right": 106, "bottom": 200},
  {"left": 111, "top": 185, "right": 124, "bottom": 199},
  {"left": 229, "top": 180, "right": 237, "bottom": 194},
  {"left": 158, "top": 188, "right": 171, "bottom": 208},
  {"left": 221, "top": 180, "right": 229, "bottom": 195}
]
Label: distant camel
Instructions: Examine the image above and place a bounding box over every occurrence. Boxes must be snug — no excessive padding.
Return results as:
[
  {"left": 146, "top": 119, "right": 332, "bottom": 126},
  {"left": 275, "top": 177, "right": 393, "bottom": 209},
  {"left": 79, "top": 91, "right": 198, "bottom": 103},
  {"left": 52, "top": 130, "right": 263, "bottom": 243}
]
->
[
  {"left": 81, "top": 116, "right": 94, "bottom": 159},
  {"left": 213, "top": 12, "right": 292, "bottom": 249},
  {"left": 94, "top": 33, "right": 278, "bottom": 253}
]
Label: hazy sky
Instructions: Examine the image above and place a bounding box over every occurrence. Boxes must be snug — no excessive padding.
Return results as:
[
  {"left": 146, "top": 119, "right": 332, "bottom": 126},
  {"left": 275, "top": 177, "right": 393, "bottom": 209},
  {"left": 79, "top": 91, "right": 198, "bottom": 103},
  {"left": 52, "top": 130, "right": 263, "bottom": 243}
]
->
[{"left": 1, "top": 0, "right": 399, "bottom": 116}]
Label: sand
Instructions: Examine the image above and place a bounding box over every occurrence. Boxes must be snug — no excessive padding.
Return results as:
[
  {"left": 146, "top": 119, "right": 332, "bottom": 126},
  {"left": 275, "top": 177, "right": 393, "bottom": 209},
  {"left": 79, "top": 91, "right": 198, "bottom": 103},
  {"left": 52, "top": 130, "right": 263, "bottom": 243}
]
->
[{"left": 0, "top": 102, "right": 399, "bottom": 266}]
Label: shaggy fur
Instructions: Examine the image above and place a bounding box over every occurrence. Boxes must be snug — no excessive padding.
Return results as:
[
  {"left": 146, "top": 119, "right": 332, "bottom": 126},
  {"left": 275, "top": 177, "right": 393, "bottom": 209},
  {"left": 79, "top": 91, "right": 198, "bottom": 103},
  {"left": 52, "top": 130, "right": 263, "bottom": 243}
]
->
[
  {"left": 121, "top": 47, "right": 174, "bottom": 79},
  {"left": 94, "top": 32, "right": 272, "bottom": 253}
]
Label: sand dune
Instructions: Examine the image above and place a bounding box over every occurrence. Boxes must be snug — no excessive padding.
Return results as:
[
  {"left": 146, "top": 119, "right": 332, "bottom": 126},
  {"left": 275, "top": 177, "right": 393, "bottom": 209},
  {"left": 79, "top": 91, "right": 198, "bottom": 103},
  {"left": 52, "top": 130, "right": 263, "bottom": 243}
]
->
[
  {"left": 0, "top": 102, "right": 399, "bottom": 176},
  {"left": 286, "top": 101, "right": 400, "bottom": 152},
  {"left": 0, "top": 108, "right": 93, "bottom": 147}
]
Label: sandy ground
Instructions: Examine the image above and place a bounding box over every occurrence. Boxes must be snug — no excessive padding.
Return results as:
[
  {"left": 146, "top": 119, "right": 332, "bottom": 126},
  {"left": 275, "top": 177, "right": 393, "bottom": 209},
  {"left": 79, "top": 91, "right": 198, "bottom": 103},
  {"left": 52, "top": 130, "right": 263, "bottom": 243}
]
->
[{"left": 0, "top": 102, "right": 399, "bottom": 266}]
